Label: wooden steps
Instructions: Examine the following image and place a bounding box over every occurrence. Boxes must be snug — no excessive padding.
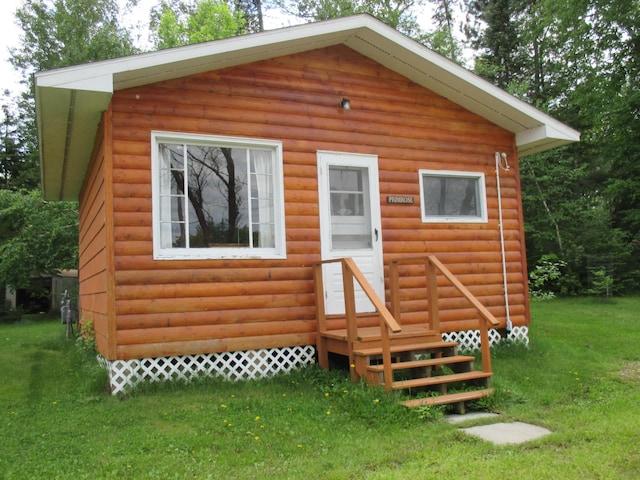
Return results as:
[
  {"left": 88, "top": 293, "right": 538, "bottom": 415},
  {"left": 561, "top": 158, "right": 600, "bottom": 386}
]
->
[
  {"left": 391, "top": 371, "right": 492, "bottom": 390},
  {"left": 367, "top": 355, "right": 477, "bottom": 372},
  {"left": 400, "top": 388, "right": 495, "bottom": 409},
  {"left": 314, "top": 256, "right": 498, "bottom": 412},
  {"left": 353, "top": 340, "right": 457, "bottom": 358},
  {"left": 318, "top": 323, "right": 494, "bottom": 411}
]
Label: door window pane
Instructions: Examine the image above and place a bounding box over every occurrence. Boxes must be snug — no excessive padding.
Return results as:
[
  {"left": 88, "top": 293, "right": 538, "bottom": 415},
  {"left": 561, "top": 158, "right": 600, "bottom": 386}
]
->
[{"left": 329, "top": 166, "right": 372, "bottom": 250}]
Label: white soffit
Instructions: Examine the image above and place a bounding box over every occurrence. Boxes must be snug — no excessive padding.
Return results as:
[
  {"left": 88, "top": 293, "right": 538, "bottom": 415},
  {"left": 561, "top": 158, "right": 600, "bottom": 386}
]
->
[{"left": 35, "top": 14, "right": 579, "bottom": 200}]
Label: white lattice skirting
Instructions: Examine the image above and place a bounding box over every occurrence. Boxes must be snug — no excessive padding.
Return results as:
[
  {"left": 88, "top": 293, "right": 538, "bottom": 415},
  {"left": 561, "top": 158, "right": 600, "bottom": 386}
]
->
[
  {"left": 100, "top": 346, "right": 316, "bottom": 395},
  {"left": 442, "top": 326, "right": 529, "bottom": 350},
  {"left": 99, "top": 327, "right": 529, "bottom": 395}
]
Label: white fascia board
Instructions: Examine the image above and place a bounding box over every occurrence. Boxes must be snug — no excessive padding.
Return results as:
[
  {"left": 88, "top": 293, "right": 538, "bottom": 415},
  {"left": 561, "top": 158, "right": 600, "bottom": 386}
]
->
[
  {"left": 516, "top": 124, "right": 581, "bottom": 150},
  {"left": 35, "top": 66, "right": 114, "bottom": 93}
]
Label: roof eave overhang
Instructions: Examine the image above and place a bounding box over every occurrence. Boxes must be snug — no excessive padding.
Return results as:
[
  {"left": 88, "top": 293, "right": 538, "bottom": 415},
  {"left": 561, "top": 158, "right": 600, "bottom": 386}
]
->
[
  {"left": 36, "top": 84, "right": 113, "bottom": 201},
  {"left": 516, "top": 124, "right": 581, "bottom": 157},
  {"left": 35, "top": 14, "right": 580, "bottom": 201}
]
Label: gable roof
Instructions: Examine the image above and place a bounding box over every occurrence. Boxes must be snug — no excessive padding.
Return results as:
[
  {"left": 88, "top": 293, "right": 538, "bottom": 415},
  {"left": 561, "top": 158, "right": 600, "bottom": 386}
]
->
[{"left": 35, "top": 14, "right": 579, "bottom": 201}]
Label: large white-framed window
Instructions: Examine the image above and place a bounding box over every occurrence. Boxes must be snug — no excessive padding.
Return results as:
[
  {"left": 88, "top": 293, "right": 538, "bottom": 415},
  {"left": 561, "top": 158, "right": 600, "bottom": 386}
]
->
[
  {"left": 419, "top": 169, "right": 488, "bottom": 223},
  {"left": 151, "top": 131, "right": 286, "bottom": 260}
]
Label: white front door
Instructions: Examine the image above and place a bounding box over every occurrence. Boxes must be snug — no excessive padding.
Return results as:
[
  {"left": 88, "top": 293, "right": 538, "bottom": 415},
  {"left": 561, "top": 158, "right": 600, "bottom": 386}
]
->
[{"left": 317, "top": 151, "right": 384, "bottom": 315}]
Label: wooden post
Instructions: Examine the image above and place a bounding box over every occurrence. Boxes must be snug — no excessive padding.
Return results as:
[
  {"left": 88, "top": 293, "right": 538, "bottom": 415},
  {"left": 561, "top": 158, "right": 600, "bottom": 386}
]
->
[
  {"left": 342, "top": 260, "right": 359, "bottom": 381},
  {"left": 479, "top": 318, "right": 492, "bottom": 373},
  {"left": 389, "top": 260, "right": 400, "bottom": 324},
  {"left": 426, "top": 258, "right": 440, "bottom": 333},
  {"left": 313, "top": 263, "right": 329, "bottom": 370},
  {"left": 380, "top": 318, "right": 393, "bottom": 391}
]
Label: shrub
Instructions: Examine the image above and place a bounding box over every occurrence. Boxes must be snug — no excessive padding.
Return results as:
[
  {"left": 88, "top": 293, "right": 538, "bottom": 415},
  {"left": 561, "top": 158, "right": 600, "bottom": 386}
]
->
[{"left": 529, "top": 254, "right": 566, "bottom": 300}]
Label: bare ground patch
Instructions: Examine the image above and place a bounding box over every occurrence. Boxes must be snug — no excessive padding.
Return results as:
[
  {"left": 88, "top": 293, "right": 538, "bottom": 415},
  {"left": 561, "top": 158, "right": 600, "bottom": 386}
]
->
[{"left": 619, "top": 361, "right": 640, "bottom": 382}]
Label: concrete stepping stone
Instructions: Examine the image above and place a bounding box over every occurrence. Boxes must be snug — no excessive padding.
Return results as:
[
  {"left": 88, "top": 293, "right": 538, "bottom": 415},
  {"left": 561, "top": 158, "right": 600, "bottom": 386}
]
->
[{"left": 460, "top": 421, "right": 552, "bottom": 445}]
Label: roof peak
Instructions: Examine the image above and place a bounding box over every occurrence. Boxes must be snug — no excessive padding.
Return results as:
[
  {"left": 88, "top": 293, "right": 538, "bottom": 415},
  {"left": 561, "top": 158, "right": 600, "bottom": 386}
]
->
[{"left": 36, "top": 14, "right": 579, "bottom": 200}]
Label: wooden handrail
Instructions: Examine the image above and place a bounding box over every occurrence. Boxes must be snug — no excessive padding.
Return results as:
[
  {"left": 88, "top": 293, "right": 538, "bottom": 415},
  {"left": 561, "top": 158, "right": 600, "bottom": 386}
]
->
[
  {"left": 427, "top": 256, "right": 500, "bottom": 328},
  {"left": 344, "top": 258, "right": 402, "bottom": 332},
  {"left": 389, "top": 254, "right": 500, "bottom": 374},
  {"left": 314, "top": 257, "right": 400, "bottom": 389},
  {"left": 314, "top": 258, "right": 400, "bottom": 332}
]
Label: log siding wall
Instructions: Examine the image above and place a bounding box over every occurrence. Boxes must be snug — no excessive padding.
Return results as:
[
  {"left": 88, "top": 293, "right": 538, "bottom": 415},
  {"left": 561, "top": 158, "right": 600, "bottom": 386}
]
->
[
  {"left": 83, "top": 45, "right": 529, "bottom": 360},
  {"left": 79, "top": 120, "right": 113, "bottom": 356}
]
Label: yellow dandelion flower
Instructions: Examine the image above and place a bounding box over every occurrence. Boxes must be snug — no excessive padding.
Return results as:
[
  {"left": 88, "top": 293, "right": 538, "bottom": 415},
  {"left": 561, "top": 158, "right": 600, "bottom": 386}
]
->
[
  {"left": 254, "top": 436, "right": 260, "bottom": 441},
  {"left": 220, "top": 404, "right": 228, "bottom": 409},
  {"left": 297, "top": 444, "right": 303, "bottom": 449},
  {"left": 255, "top": 416, "right": 260, "bottom": 421},
  {"left": 374, "top": 399, "right": 380, "bottom": 404},
  {"left": 324, "top": 392, "right": 330, "bottom": 397},
  {"left": 326, "top": 410, "right": 331, "bottom": 415}
]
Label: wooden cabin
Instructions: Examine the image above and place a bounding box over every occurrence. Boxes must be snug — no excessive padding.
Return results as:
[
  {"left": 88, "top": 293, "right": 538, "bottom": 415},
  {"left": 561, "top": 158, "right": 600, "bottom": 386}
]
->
[{"left": 35, "top": 15, "right": 579, "bottom": 396}]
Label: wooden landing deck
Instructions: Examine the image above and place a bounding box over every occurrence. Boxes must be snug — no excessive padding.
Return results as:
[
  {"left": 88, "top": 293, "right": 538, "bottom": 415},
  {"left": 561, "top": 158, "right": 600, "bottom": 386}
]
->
[{"left": 321, "top": 323, "right": 439, "bottom": 343}]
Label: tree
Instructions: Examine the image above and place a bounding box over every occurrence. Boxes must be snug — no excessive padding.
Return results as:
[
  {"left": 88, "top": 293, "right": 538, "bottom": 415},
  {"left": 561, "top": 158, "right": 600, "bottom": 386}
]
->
[
  {"left": 0, "top": 92, "right": 39, "bottom": 191},
  {"left": 467, "top": 0, "right": 640, "bottom": 294},
  {"left": 275, "top": 0, "right": 424, "bottom": 36},
  {"left": 150, "top": 0, "right": 246, "bottom": 49},
  {"left": 420, "top": 0, "right": 465, "bottom": 62},
  {"left": 0, "top": 190, "right": 78, "bottom": 290},
  {"left": 464, "top": 0, "right": 530, "bottom": 92},
  {"left": 11, "top": 0, "right": 138, "bottom": 81},
  {"left": 234, "top": 0, "right": 265, "bottom": 32}
]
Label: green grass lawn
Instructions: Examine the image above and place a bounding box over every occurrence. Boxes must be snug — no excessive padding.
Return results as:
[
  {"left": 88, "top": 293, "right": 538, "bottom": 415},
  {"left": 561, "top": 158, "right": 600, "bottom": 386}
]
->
[{"left": 1, "top": 298, "right": 640, "bottom": 479}]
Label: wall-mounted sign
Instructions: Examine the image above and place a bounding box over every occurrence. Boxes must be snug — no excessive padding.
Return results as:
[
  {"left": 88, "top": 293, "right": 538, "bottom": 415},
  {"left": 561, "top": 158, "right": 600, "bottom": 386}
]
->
[{"left": 386, "top": 195, "right": 415, "bottom": 204}]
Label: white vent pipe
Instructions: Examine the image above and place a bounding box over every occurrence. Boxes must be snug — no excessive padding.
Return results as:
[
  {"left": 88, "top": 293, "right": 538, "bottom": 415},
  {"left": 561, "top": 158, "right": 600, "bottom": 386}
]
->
[{"left": 495, "top": 152, "right": 513, "bottom": 332}]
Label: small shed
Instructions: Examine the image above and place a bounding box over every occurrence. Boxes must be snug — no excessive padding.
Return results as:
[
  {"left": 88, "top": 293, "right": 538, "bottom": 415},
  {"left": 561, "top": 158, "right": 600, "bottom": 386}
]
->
[
  {"left": 35, "top": 15, "right": 578, "bottom": 393},
  {"left": 4, "top": 270, "right": 78, "bottom": 315}
]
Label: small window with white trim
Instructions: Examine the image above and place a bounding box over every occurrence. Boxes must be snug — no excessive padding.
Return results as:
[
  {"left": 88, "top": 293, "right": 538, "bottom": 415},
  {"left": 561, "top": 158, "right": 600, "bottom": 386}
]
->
[
  {"left": 151, "top": 132, "right": 286, "bottom": 259},
  {"left": 419, "top": 170, "right": 487, "bottom": 223}
]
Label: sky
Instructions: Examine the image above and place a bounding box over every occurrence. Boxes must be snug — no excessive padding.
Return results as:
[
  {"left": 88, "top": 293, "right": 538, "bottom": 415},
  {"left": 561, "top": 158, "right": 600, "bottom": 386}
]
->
[{"left": 1, "top": 0, "right": 24, "bottom": 95}]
